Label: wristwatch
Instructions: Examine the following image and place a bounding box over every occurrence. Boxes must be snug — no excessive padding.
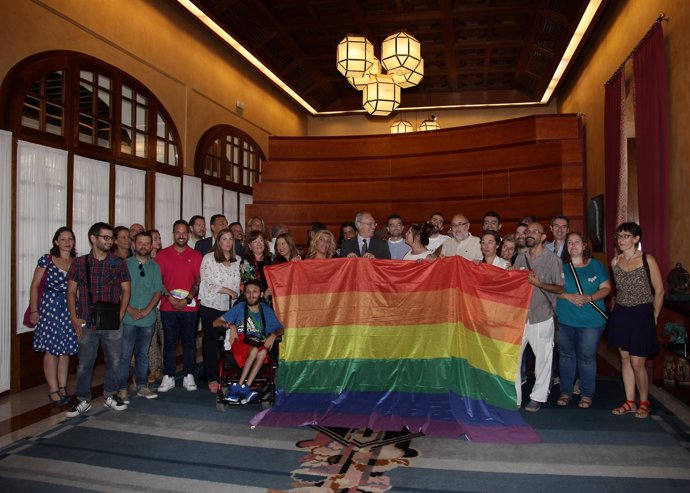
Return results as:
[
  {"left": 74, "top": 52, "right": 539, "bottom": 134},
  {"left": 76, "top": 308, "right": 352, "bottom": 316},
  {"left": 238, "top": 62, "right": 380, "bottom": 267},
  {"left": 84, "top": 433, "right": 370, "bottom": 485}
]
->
[{"left": 185, "top": 297, "right": 193, "bottom": 304}]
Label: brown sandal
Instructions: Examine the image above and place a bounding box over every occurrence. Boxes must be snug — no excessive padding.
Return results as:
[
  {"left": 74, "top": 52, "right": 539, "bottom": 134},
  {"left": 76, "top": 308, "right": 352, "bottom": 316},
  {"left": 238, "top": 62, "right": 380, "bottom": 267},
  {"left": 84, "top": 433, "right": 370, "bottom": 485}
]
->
[
  {"left": 635, "top": 401, "right": 650, "bottom": 419},
  {"left": 556, "top": 394, "right": 572, "bottom": 406},
  {"left": 612, "top": 400, "right": 636, "bottom": 415},
  {"left": 578, "top": 396, "right": 592, "bottom": 409}
]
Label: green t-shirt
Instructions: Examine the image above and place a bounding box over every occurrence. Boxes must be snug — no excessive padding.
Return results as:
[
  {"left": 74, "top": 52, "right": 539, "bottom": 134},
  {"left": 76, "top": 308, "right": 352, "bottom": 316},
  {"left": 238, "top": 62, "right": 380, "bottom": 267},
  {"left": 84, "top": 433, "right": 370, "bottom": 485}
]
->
[{"left": 123, "top": 257, "right": 163, "bottom": 327}]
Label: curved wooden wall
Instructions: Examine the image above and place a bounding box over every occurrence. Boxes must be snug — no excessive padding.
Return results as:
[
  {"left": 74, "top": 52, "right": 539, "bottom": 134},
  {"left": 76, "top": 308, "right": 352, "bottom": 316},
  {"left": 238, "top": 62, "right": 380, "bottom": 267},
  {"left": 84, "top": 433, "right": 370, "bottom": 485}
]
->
[{"left": 248, "top": 114, "right": 585, "bottom": 245}]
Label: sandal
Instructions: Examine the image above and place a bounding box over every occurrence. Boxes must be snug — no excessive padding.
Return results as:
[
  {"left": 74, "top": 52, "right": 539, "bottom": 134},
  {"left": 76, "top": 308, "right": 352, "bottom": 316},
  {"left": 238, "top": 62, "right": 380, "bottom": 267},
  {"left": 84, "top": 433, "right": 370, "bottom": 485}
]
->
[
  {"left": 48, "top": 390, "right": 62, "bottom": 403},
  {"left": 556, "top": 394, "right": 572, "bottom": 406},
  {"left": 578, "top": 396, "right": 592, "bottom": 409},
  {"left": 635, "top": 401, "right": 650, "bottom": 419},
  {"left": 612, "top": 400, "right": 636, "bottom": 415},
  {"left": 58, "top": 387, "right": 71, "bottom": 405}
]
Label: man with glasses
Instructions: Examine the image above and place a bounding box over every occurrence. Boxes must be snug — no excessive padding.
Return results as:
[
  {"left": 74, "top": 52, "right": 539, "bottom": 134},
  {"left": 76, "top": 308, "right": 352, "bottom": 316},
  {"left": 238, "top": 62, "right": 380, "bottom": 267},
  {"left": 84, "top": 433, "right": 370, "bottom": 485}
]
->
[
  {"left": 339, "top": 211, "right": 391, "bottom": 259},
  {"left": 513, "top": 222, "right": 564, "bottom": 412},
  {"left": 117, "top": 232, "right": 162, "bottom": 402},
  {"left": 545, "top": 215, "right": 570, "bottom": 259},
  {"left": 429, "top": 214, "right": 482, "bottom": 262},
  {"left": 65, "top": 222, "right": 131, "bottom": 417}
]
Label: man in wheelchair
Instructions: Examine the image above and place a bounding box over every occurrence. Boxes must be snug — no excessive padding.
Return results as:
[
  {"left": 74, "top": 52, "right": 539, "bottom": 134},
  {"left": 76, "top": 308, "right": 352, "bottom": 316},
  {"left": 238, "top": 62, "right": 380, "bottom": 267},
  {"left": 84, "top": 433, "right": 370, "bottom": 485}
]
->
[{"left": 213, "top": 280, "right": 283, "bottom": 404}]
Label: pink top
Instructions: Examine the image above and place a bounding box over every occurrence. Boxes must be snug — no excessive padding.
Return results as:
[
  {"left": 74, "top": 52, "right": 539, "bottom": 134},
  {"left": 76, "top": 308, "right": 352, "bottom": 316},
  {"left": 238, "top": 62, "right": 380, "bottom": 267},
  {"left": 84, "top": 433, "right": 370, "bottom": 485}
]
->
[{"left": 156, "top": 245, "right": 202, "bottom": 312}]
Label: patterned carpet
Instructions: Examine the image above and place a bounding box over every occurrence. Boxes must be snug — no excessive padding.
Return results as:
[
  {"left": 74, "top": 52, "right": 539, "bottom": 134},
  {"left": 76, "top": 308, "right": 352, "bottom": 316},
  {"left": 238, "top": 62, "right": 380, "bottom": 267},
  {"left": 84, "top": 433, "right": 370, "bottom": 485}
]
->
[{"left": 1, "top": 376, "right": 689, "bottom": 492}]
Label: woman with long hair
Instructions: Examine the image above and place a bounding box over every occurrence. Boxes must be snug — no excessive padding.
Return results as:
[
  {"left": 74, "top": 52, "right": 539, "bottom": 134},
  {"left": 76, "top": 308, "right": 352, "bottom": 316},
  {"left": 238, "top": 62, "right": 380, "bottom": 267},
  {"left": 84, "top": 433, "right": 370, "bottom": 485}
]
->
[
  {"left": 199, "top": 228, "right": 241, "bottom": 392},
  {"left": 402, "top": 223, "right": 434, "bottom": 261},
  {"left": 146, "top": 228, "right": 165, "bottom": 383},
  {"left": 555, "top": 232, "right": 611, "bottom": 408},
  {"left": 335, "top": 221, "right": 356, "bottom": 257},
  {"left": 307, "top": 230, "right": 336, "bottom": 259},
  {"left": 29, "top": 227, "right": 78, "bottom": 404},
  {"left": 608, "top": 222, "right": 664, "bottom": 418},
  {"left": 111, "top": 225, "right": 131, "bottom": 259},
  {"left": 273, "top": 232, "right": 302, "bottom": 263},
  {"left": 148, "top": 229, "right": 162, "bottom": 259},
  {"left": 498, "top": 233, "right": 517, "bottom": 264},
  {"left": 240, "top": 230, "right": 273, "bottom": 297}
]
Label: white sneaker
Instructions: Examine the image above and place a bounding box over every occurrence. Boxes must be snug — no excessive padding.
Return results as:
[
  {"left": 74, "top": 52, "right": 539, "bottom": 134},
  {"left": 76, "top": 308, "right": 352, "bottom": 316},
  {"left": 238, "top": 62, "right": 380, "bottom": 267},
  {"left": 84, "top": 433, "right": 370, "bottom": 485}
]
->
[
  {"left": 65, "top": 400, "right": 91, "bottom": 418},
  {"left": 158, "top": 375, "right": 175, "bottom": 392},
  {"left": 183, "top": 374, "right": 197, "bottom": 391},
  {"left": 103, "top": 395, "right": 128, "bottom": 411}
]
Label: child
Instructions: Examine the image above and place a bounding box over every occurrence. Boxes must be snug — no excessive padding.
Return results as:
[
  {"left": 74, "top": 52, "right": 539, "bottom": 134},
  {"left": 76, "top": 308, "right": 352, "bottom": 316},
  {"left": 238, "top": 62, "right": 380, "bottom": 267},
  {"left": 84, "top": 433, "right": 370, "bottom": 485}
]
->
[{"left": 213, "top": 279, "right": 283, "bottom": 404}]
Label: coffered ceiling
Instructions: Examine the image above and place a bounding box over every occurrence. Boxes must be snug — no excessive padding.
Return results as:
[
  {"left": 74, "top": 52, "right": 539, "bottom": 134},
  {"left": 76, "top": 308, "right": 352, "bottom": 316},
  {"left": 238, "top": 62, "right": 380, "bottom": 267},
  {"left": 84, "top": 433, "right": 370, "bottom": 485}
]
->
[{"left": 178, "top": 0, "right": 608, "bottom": 114}]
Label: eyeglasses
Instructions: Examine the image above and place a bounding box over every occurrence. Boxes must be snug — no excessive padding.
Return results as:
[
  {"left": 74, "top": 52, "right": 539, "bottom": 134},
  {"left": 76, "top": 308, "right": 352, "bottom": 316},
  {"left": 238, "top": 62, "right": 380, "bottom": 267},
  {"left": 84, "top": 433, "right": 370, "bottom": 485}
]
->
[
  {"left": 96, "top": 235, "right": 113, "bottom": 241},
  {"left": 615, "top": 233, "right": 634, "bottom": 240},
  {"left": 451, "top": 222, "right": 469, "bottom": 228},
  {"left": 138, "top": 263, "right": 146, "bottom": 277},
  {"left": 359, "top": 221, "right": 377, "bottom": 228}
]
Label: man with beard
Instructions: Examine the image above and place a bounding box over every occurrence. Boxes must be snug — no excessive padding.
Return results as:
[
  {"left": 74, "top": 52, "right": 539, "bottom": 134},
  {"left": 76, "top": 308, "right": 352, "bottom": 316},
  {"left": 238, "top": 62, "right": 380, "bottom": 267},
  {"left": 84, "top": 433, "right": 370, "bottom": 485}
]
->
[
  {"left": 188, "top": 215, "right": 206, "bottom": 248},
  {"left": 156, "top": 220, "right": 202, "bottom": 393},
  {"left": 513, "top": 223, "right": 529, "bottom": 263},
  {"left": 428, "top": 214, "right": 482, "bottom": 262},
  {"left": 195, "top": 214, "right": 228, "bottom": 256},
  {"left": 229, "top": 221, "right": 245, "bottom": 257},
  {"left": 426, "top": 212, "right": 449, "bottom": 253},
  {"left": 213, "top": 280, "right": 284, "bottom": 404},
  {"left": 513, "top": 222, "right": 564, "bottom": 412},
  {"left": 65, "top": 222, "right": 131, "bottom": 417},
  {"left": 117, "top": 232, "right": 163, "bottom": 402},
  {"left": 386, "top": 214, "right": 411, "bottom": 260}
]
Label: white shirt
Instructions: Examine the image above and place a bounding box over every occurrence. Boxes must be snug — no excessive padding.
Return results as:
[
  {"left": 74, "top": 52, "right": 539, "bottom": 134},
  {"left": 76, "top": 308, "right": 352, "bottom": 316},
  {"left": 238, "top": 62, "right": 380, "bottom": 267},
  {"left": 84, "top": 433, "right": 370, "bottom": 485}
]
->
[
  {"left": 440, "top": 234, "right": 483, "bottom": 261},
  {"left": 403, "top": 250, "right": 432, "bottom": 261},
  {"left": 427, "top": 234, "right": 449, "bottom": 253},
  {"left": 199, "top": 252, "right": 241, "bottom": 311}
]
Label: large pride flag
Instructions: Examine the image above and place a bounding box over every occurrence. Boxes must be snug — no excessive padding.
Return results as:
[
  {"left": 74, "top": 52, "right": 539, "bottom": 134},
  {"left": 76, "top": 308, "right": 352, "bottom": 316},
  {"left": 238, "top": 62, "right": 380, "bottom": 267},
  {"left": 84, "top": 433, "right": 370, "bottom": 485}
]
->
[{"left": 250, "top": 256, "right": 540, "bottom": 443}]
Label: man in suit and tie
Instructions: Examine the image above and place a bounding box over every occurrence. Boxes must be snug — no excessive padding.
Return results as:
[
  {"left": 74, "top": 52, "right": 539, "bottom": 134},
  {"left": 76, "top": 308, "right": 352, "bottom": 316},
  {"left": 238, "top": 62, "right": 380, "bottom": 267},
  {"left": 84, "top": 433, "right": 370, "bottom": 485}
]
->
[{"left": 338, "top": 211, "right": 391, "bottom": 259}]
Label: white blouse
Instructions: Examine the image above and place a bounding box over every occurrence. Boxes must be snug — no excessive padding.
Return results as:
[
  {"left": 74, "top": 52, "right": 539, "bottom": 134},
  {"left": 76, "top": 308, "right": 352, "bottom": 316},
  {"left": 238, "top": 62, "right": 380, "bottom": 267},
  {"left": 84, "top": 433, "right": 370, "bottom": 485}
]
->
[{"left": 199, "top": 252, "right": 241, "bottom": 311}]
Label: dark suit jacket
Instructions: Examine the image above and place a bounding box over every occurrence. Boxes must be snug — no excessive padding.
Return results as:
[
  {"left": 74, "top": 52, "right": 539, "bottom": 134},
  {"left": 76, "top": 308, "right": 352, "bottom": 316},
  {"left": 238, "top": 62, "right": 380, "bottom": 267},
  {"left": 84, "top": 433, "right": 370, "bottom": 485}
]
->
[
  {"left": 194, "top": 237, "right": 213, "bottom": 256},
  {"left": 338, "top": 236, "right": 391, "bottom": 259}
]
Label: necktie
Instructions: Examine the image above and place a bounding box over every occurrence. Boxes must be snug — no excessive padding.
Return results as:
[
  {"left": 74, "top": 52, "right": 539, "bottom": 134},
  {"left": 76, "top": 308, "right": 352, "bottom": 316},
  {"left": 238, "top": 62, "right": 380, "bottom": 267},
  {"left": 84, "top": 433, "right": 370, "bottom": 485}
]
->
[{"left": 361, "top": 239, "right": 368, "bottom": 256}]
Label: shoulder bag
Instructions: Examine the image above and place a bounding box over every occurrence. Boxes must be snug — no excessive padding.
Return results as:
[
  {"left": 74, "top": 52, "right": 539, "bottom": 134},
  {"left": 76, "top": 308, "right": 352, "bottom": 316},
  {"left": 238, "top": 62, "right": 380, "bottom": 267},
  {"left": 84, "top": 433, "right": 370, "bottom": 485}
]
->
[
  {"left": 86, "top": 257, "right": 121, "bottom": 330},
  {"left": 567, "top": 261, "right": 608, "bottom": 320},
  {"left": 23, "top": 255, "right": 52, "bottom": 328}
]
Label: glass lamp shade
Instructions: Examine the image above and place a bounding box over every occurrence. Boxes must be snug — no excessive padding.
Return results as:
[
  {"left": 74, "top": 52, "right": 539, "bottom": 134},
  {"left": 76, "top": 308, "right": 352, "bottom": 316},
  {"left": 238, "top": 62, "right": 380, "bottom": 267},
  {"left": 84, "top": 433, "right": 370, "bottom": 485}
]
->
[
  {"left": 390, "top": 120, "right": 414, "bottom": 134},
  {"left": 381, "top": 31, "right": 422, "bottom": 75},
  {"left": 392, "top": 58, "right": 424, "bottom": 88},
  {"left": 347, "top": 57, "right": 380, "bottom": 90},
  {"left": 419, "top": 117, "right": 440, "bottom": 131},
  {"left": 337, "top": 35, "right": 375, "bottom": 78},
  {"left": 362, "top": 75, "right": 401, "bottom": 116}
]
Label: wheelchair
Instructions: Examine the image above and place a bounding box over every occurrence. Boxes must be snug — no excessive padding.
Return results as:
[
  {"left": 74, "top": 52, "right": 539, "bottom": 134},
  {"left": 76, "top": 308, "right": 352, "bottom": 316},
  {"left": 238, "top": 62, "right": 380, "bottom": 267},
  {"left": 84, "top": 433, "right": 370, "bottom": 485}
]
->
[{"left": 215, "top": 327, "right": 279, "bottom": 411}]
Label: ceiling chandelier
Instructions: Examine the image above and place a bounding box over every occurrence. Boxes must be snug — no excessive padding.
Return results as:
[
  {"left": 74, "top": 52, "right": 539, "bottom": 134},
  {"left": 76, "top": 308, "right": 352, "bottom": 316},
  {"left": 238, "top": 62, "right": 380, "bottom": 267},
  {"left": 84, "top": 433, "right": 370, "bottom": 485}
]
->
[{"left": 337, "top": 31, "right": 423, "bottom": 117}]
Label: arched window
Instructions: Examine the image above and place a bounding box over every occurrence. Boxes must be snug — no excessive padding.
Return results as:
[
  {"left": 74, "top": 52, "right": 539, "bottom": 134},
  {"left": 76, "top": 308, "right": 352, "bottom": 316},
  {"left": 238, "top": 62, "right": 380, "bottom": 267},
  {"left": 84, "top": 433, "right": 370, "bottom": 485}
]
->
[
  {"left": 195, "top": 124, "right": 264, "bottom": 194},
  {"left": 3, "top": 50, "right": 181, "bottom": 171},
  {"left": 0, "top": 51, "right": 184, "bottom": 340}
]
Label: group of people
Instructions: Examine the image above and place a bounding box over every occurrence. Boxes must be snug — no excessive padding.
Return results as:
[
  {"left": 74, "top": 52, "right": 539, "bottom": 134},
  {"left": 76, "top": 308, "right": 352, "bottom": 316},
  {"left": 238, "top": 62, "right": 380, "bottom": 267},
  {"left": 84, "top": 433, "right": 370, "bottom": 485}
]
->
[{"left": 29, "top": 208, "right": 664, "bottom": 420}]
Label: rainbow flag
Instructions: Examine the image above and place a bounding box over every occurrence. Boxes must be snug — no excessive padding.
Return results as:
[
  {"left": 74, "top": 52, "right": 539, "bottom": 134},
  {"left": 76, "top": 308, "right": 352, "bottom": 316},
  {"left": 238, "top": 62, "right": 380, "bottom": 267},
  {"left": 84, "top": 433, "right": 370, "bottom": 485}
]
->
[{"left": 250, "top": 256, "right": 540, "bottom": 443}]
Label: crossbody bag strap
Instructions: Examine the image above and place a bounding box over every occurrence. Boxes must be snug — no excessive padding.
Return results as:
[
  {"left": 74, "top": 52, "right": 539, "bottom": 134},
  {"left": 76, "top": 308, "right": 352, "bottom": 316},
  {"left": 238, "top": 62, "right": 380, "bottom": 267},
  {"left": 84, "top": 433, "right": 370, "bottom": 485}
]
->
[
  {"left": 568, "top": 261, "right": 608, "bottom": 320},
  {"left": 524, "top": 254, "right": 556, "bottom": 311},
  {"left": 84, "top": 255, "right": 93, "bottom": 306}
]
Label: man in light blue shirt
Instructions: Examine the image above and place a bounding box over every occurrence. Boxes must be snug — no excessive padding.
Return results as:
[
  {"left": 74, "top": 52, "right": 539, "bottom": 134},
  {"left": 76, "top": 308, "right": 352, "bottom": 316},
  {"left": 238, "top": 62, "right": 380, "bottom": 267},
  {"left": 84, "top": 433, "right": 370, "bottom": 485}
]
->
[{"left": 386, "top": 214, "right": 411, "bottom": 260}]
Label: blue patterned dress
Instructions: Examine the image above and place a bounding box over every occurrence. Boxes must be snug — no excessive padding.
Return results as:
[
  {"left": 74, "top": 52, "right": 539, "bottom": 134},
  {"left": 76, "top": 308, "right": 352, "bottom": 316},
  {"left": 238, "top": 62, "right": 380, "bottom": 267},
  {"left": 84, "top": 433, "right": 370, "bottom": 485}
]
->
[{"left": 32, "top": 254, "right": 78, "bottom": 355}]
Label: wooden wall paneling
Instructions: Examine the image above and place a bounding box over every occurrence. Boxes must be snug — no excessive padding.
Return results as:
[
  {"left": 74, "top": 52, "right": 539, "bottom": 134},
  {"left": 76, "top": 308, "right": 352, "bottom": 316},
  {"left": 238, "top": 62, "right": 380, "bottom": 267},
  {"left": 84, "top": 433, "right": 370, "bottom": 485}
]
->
[{"left": 251, "top": 115, "right": 585, "bottom": 247}]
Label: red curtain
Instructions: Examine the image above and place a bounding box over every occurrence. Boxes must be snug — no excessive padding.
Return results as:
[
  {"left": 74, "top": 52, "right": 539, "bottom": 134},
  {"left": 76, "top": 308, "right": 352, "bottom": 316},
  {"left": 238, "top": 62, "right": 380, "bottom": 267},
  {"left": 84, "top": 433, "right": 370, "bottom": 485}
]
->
[
  {"left": 633, "top": 22, "right": 670, "bottom": 283},
  {"left": 604, "top": 69, "right": 624, "bottom": 259}
]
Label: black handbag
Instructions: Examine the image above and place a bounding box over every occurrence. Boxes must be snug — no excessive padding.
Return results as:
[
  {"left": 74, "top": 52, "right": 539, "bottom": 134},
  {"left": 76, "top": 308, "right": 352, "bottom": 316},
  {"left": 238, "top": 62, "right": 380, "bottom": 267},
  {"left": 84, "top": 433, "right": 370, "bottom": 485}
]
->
[
  {"left": 90, "top": 301, "right": 121, "bottom": 330},
  {"left": 85, "top": 258, "right": 121, "bottom": 330}
]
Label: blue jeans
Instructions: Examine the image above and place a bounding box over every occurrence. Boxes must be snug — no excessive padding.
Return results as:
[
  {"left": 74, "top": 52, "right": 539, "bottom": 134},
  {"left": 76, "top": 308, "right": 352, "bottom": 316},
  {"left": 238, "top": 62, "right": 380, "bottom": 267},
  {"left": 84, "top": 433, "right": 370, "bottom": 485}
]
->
[
  {"left": 75, "top": 328, "right": 122, "bottom": 401},
  {"left": 119, "top": 323, "right": 156, "bottom": 390},
  {"left": 557, "top": 323, "right": 605, "bottom": 398},
  {"left": 160, "top": 311, "right": 197, "bottom": 377}
]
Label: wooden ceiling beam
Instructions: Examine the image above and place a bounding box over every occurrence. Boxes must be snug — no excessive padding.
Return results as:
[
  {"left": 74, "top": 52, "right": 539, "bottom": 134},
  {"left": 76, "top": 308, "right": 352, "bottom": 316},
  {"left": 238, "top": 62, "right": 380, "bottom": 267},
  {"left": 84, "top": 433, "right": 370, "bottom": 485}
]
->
[{"left": 440, "top": 0, "right": 458, "bottom": 91}]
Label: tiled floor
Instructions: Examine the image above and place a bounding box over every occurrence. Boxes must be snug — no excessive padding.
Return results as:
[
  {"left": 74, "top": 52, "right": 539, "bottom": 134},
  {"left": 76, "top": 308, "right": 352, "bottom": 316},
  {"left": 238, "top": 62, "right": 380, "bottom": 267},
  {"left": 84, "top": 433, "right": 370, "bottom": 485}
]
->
[{"left": 2, "top": 346, "right": 690, "bottom": 450}]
